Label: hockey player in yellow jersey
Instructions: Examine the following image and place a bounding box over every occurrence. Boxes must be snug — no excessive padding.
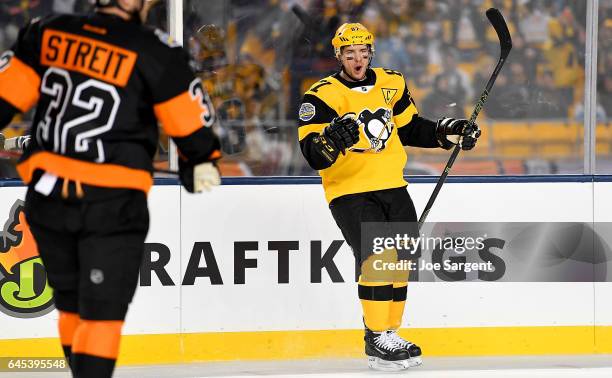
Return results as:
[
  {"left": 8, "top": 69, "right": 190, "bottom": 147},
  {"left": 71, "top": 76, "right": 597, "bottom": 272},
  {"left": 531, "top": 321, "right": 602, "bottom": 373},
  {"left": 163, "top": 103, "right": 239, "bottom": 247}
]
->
[{"left": 298, "top": 23, "right": 480, "bottom": 371}]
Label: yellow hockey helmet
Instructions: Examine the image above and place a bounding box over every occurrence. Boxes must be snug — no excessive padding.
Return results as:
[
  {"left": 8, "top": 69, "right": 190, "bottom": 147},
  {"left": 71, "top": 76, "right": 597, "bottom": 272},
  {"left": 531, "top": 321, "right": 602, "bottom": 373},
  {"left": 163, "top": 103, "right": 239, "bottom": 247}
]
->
[{"left": 331, "top": 23, "right": 375, "bottom": 58}]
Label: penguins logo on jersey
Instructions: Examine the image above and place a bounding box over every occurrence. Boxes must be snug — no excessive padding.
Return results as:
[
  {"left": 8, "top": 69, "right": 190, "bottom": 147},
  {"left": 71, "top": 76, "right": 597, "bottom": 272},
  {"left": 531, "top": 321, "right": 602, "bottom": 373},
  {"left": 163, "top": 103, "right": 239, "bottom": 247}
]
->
[{"left": 351, "top": 108, "right": 394, "bottom": 153}]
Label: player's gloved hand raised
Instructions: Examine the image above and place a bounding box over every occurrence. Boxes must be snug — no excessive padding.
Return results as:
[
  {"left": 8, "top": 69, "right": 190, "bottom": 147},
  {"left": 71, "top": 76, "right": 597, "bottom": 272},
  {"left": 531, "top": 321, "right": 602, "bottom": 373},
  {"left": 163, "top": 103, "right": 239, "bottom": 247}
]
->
[
  {"left": 179, "top": 151, "right": 222, "bottom": 193},
  {"left": 435, "top": 118, "right": 481, "bottom": 151},
  {"left": 323, "top": 113, "right": 360, "bottom": 154}
]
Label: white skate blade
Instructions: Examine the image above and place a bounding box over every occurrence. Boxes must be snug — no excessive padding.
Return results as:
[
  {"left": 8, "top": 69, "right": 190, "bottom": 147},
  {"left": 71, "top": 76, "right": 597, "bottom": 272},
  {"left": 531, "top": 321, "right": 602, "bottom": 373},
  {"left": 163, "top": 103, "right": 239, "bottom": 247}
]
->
[
  {"left": 408, "top": 356, "right": 423, "bottom": 367},
  {"left": 367, "top": 356, "right": 411, "bottom": 371}
]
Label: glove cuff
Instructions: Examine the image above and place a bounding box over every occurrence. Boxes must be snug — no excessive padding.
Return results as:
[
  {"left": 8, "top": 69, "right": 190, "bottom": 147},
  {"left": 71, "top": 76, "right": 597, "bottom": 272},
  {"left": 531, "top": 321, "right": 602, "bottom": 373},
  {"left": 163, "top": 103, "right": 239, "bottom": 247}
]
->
[
  {"left": 435, "top": 119, "right": 455, "bottom": 150},
  {"left": 314, "top": 133, "right": 340, "bottom": 164}
]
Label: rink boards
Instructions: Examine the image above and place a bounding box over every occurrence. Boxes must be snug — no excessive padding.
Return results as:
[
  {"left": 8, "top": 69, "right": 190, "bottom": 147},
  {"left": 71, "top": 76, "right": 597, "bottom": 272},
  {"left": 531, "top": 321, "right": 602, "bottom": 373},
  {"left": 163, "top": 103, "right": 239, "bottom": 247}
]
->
[{"left": 1, "top": 178, "right": 612, "bottom": 364}]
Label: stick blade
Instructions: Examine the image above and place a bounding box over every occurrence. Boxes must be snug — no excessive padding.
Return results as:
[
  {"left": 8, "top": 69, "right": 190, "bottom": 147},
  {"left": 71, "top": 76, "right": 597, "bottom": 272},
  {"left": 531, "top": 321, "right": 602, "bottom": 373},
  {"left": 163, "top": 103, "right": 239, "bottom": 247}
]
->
[{"left": 486, "top": 8, "right": 512, "bottom": 54}]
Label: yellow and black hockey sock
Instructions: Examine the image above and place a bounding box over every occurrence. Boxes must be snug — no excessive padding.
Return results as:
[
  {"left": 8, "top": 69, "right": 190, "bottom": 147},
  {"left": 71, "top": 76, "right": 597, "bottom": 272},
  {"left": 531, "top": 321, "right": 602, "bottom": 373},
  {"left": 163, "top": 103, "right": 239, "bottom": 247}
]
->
[
  {"left": 358, "top": 279, "right": 393, "bottom": 332},
  {"left": 72, "top": 320, "right": 123, "bottom": 378},
  {"left": 389, "top": 282, "right": 408, "bottom": 330},
  {"left": 58, "top": 311, "right": 79, "bottom": 367}
]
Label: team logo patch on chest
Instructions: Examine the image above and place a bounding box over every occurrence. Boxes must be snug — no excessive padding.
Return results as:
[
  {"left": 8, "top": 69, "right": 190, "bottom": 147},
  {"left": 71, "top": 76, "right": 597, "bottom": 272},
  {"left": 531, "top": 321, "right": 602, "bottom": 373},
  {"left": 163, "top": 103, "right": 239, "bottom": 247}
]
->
[{"left": 351, "top": 108, "right": 394, "bottom": 153}]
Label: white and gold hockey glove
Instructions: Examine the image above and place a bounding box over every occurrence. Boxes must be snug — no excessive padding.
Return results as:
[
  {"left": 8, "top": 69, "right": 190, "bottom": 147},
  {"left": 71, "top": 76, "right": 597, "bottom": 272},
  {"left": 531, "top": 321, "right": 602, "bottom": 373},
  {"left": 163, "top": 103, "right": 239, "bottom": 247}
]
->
[
  {"left": 178, "top": 157, "right": 222, "bottom": 193},
  {"left": 193, "top": 162, "right": 221, "bottom": 192},
  {"left": 3, "top": 135, "right": 31, "bottom": 151}
]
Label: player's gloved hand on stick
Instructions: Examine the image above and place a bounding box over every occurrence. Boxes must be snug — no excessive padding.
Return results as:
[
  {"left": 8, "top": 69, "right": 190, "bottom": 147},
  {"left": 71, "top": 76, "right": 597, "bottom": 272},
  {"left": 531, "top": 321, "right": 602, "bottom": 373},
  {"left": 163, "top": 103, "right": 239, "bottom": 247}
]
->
[
  {"left": 179, "top": 151, "right": 222, "bottom": 193},
  {"left": 4, "top": 135, "right": 31, "bottom": 151},
  {"left": 323, "top": 113, "right": 360, "bottom": 154},
  {"left": 1, "top": 134, "right": 30, "bottom": 151},
  {"left": 435, "top": 118, "right": 481, "bottom": 151}
]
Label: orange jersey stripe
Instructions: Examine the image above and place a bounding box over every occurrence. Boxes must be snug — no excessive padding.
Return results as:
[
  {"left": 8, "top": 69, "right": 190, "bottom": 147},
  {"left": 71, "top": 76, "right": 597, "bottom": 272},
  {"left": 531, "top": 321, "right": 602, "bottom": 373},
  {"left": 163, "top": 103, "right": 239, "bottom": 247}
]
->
[
  {"left": 41, "top": 29, "right": 137, "bottom": 87},
  {"left": 154, "top": 90, "right": 208, "bottom": 137},
  {"left": 17, "top": 151, "right": 153, "bottom": 193},
  {"left": 0, "top": 55, "right": 40, "bottom": 112},
  {"left": 72, "top": 320, "right": 123, "bottom": 359}
]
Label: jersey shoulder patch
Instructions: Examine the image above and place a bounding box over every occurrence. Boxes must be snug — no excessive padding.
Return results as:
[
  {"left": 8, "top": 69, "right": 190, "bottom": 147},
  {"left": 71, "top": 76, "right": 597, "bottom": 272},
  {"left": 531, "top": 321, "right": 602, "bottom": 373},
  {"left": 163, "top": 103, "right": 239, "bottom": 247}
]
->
[{"left": 299, "top": 102, "right": 316, "bottom": 122}]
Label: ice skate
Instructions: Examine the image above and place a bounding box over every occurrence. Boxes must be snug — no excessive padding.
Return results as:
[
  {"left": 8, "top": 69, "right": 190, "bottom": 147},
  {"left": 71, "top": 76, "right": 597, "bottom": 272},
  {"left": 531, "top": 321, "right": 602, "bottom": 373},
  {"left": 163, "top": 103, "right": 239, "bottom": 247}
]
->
[
  {"left": 387, "top": 329, "right": 423, "bottom": 367},
  {"left": 364, "top": 328, "right": 412, "bottom": 371}
]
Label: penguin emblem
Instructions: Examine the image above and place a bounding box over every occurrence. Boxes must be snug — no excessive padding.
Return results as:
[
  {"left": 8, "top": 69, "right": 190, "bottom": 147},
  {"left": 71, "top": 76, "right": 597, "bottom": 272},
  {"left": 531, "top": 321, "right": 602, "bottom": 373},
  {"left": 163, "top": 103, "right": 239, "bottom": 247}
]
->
[{"left": 355, "top": 108, "right": 394, "bottom": 152}]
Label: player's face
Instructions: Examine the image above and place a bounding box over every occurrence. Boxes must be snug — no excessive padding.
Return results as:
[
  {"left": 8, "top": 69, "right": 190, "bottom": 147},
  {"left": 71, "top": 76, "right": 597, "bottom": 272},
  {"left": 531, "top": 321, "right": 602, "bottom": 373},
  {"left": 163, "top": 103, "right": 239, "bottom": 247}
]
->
[
  {"left": 119, "top": 0, "right": 144, "bottom": 13},
  {"left": 340, "top": 44, "right": 370, "bottom": 80}
]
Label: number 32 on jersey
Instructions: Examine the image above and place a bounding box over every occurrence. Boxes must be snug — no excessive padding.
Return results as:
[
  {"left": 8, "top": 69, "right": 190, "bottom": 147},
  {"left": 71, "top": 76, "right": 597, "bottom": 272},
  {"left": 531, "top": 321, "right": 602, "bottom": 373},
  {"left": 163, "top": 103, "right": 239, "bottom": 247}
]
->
[{"left": 37, "top": 67, "right": 119, "bottom": 163}]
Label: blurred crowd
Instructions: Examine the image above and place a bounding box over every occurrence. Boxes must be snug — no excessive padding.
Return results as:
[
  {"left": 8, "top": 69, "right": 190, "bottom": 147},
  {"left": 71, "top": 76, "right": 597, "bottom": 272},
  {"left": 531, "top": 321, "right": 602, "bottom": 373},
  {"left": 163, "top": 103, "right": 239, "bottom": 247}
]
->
[
  {"left": 0, "top": 0, "right": 92, "bottom": 51},
  {"left": 208, "top": 0, "right": 598, "bottom": 121},
  {"left": 183, "top": 0, "right": 612, "bottom": 175},
  {"left": 0, "top": 0, "right": 611, "bottom": 177}
]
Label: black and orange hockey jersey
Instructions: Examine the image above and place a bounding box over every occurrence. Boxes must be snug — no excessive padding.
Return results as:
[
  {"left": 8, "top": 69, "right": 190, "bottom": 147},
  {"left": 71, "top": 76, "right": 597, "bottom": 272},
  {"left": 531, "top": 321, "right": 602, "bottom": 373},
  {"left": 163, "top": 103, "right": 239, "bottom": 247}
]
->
[
  {"left": 298, "top": 68, "right": 440, "bottom": 203},
  {"left": 0, "top": 12, "right": 220, "bottom": 194}
]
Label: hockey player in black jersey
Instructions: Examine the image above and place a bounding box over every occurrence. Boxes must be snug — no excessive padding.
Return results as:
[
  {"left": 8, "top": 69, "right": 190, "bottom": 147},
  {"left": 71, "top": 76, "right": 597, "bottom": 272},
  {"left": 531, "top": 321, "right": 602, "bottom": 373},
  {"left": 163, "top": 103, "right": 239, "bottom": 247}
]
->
[
  {"left": 298, "top": 23, "right": 481, "bottom": 371},
  {"left": 0, "top": 1, "right": 221, "bottom": 376}
]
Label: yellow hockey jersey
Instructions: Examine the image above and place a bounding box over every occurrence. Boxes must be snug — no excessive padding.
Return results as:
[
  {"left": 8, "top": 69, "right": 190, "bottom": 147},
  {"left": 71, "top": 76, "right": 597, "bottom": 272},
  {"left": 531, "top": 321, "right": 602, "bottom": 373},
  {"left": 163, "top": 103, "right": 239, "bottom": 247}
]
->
[{"left": 298, "top": 68, "right": 418, "bottom": 203}]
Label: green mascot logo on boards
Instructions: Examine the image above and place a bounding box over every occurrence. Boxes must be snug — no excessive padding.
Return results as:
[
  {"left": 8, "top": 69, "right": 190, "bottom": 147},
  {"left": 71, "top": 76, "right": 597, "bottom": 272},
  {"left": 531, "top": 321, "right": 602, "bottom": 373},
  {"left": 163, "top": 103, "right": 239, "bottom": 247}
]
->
[{"left": 0, "top": 200, "right": 54, "bottom": 318}]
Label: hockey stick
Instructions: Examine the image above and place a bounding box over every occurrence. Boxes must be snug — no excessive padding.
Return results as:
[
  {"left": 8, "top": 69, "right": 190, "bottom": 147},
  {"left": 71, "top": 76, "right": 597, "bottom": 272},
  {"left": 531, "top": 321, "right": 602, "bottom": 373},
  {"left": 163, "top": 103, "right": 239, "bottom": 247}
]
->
[{"left": 418, "top": 8, "right": 512, "bottom": 228}]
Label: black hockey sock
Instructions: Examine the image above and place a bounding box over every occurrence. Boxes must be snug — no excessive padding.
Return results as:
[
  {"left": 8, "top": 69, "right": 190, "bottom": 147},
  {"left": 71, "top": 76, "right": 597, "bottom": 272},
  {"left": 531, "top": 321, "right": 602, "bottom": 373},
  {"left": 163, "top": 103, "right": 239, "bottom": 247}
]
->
[{"left": 359, "top": 279, "right": 393, "bottom": 331}]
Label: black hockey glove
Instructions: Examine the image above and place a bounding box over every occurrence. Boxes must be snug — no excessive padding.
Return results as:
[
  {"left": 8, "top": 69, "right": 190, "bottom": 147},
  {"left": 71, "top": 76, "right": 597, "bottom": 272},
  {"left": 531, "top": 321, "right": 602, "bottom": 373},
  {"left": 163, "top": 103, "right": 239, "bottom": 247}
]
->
[
  {"left": 435, "top": 118, "right": 481, "bottom": 151},
  {"left": 320, "top": 113, "right": 359, "bottom": 160}
]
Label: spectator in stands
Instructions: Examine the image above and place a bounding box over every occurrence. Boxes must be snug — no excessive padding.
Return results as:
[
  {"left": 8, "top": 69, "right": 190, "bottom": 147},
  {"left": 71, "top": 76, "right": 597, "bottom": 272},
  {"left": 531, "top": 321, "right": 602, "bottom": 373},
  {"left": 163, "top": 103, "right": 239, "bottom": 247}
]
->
[
  {"left": 503, "top": 32, "right": 542, "bottom": 86},
  {"left": 420, "top": 0, "right": 450, "bottom": 65},
  {"left": 372, "top": 21, "right": 411, "bottom": 74},
  {"left": 421, "top": 74, "right": 466, "bottom": 119},
  {"left": 404, "top": 35, "right": 429, "bottom": 87},
  {"left": 501, "top": 62, "right": 530, "bottom": 118},
  {"left": 520, "top": 0, "right": 551, "bottom": 45},
  {"left": 543, "top": 7, "right": 584, "bottom": 102},
  {"left": 530, "top": 70, "right": 568, "bottom": 119},
  {"left": 432, "top": 47, "right": 473, "bottom": 107},
  {"left": 597, "top": 50, "right": 612, "bottom": 116},
  {"left": 449, "top": 0, "right": 481, "bottom": 52}
]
